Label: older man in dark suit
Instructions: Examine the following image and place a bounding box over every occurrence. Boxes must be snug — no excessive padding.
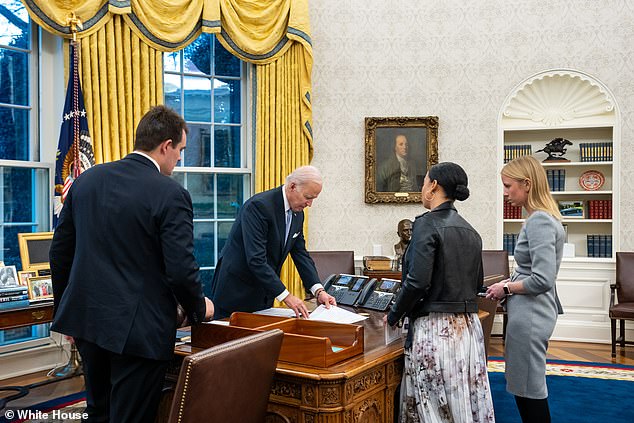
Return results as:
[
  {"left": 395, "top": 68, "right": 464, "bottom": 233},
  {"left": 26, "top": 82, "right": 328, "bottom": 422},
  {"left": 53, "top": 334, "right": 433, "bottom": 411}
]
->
[
  {"left": 210, "top": 166, "right": 336, "bottom": 319},
  {"left": 50, "top": 105, "right": 214, "bottom": 423}
]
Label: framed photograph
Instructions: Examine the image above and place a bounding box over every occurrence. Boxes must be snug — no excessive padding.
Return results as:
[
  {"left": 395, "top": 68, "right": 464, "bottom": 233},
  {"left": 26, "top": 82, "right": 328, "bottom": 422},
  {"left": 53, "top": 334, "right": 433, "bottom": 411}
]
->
[
  {"left": 365, "top": 116, "right": 439, "bottom": 203},
  {"left": 27, "top": 276, "right": 54, "bottom": 301},
  {"left": 558, "top": 200, "right": 585, "bottom": 218},
  {"left": 0, "top": 265, "right": 20, "bottom": 289},
  {"left": 18, "top": 270, "right": 38, "bottom": 286},
  {"left": 18, "top": 232, "right": 54, "bottom": 271}
]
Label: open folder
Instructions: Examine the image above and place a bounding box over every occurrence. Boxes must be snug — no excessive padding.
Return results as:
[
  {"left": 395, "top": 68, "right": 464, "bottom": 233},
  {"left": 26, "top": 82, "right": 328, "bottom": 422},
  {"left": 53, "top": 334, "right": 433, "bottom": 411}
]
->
[{"left": 254, "top": 305, "right": 367, "bottom": 324}]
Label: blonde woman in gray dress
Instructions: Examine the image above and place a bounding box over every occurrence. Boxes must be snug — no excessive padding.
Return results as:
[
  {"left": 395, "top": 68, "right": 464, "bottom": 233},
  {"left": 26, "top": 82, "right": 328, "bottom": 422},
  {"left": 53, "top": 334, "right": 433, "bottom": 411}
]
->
[{"left": 487, "top": 155, "right": 564, "bottom": 423}]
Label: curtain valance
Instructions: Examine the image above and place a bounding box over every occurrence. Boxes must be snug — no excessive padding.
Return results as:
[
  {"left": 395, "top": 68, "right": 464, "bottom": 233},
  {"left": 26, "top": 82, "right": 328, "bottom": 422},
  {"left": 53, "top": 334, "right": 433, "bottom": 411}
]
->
[{"left": 21, "top": 0, "right": 312, "bottom": 59}]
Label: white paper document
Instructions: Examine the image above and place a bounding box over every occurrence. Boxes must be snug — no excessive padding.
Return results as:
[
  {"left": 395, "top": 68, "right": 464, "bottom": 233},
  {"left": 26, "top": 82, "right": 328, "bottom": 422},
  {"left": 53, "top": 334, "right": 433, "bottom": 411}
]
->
[
  {"left": 254, "top": 307, "right": 298, "bottom": 318},
  {"left": 308, "top": 305, "right": 368, "bottom": 324}
]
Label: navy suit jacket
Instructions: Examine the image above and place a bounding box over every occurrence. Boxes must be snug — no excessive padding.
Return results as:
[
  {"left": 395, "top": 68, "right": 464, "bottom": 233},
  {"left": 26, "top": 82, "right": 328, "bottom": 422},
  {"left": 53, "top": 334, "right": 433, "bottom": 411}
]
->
[
  {"left": 210, "top": 186, "right": 320, "bottom": 318},
  {"left": 50, "top": 154, "right": 206, "bottom": 361}
]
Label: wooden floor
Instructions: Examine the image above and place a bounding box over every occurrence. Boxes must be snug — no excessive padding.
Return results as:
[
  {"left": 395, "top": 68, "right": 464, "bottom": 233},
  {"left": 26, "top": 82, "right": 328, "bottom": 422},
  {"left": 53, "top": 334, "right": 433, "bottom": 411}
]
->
[{"left": 0, "top": 340, "right": 632, "bottom": 410}]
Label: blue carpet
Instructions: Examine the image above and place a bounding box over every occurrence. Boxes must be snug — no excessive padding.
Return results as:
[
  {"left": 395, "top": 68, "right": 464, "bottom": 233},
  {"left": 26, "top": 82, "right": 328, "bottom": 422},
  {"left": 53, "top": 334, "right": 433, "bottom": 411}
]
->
[{"left": 489, "top": 361, "right": 634, "bottom": 423}]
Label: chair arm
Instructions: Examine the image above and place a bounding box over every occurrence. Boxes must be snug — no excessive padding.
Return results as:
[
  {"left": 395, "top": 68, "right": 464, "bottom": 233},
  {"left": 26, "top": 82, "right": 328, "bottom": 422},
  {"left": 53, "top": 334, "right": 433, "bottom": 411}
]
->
[{"left": 609, "top": 283, "right": 618, "bottom": 309}]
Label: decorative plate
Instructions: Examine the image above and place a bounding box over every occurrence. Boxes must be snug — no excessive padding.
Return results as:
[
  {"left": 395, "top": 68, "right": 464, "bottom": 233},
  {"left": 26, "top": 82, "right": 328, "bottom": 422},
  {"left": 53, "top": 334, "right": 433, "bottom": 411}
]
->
[{"left": 579, "top": 170, "right": 605, "bottom": 191}]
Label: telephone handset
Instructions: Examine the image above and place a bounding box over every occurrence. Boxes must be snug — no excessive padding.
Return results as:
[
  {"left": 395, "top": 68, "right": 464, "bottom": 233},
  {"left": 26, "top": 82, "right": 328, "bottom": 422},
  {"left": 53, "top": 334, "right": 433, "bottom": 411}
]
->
[
  {"left": 322, "top": 274, "right": 375, "bottom": 306},
  {"left": 355, "top": 278, "right": 402, "bottom": 311}
]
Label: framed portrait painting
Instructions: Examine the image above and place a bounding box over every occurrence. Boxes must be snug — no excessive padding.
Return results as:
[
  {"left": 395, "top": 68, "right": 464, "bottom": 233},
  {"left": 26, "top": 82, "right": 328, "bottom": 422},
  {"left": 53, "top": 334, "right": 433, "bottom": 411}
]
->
[{"left": 365, "top": 116, "right": 439, "bottom": 203}]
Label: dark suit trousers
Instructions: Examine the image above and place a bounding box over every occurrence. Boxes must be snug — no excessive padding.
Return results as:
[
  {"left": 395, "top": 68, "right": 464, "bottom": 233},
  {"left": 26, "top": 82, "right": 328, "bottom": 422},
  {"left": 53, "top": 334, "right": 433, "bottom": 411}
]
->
[{"left": 75, "top": 339, "right": 169, "bottom": 423}]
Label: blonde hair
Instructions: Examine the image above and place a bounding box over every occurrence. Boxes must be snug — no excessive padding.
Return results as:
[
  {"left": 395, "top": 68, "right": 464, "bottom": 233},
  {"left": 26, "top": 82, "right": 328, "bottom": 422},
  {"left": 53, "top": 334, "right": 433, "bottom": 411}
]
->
[{"left": 501, "top": 155, "right": 562, "bottom": 220}]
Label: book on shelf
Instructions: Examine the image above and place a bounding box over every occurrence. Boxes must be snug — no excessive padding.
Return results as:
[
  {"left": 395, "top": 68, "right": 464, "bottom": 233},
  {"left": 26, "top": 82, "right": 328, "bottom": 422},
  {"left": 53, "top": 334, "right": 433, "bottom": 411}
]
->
[
  {"left": 587, "top": 200, "right": 612, "bottom": 219},
  {"left": 0, "top": 298, "right": 30, "bottom": 310},
  {"left": 504, "top": 202, "right": 522, "bottom": 219},
  {"left": 546, "top": 169, "right": 566, "bottom": 192},
  {"left": 504, "top": 145, "right": 532, "bottom": 163},
  {"left": 503, "top": 233, "right": 518, "bottom": 256},
  {"left": 579, "top": 142, "right": 613, "bottom": 162},
  {"left": 586, "top": 234, "right": 612, "bottom": 258}
]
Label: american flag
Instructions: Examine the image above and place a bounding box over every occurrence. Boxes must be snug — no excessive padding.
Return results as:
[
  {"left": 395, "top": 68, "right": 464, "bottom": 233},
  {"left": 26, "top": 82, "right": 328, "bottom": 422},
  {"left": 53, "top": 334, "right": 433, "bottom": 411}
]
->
[{"left": 54, "top": 40, "right": 95, "bottom": 225}]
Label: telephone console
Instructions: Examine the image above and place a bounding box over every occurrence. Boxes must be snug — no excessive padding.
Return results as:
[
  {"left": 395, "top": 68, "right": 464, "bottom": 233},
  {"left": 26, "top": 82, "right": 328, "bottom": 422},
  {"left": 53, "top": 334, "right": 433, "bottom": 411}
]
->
[
  {"left": 323, "top": 274, "right": 401, "bottom": 311},
  {"left": 357, "top": 278, "right": 401, "bottom": 311},
  {"left": 323, "top": 274, "right": 373, "bottom": 306}
]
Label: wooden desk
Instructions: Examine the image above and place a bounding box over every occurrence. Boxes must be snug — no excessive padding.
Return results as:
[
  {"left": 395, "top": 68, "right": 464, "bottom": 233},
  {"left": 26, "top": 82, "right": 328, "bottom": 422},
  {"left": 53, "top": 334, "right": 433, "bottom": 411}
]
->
[
  {"left": 171, "top": 309, "right": 490, "bottom": 422},
  {"left": 0, "top": 302, "right": 54, "bottom": 331},
  {"left": 174, "top": 309, "right": 404, "bottom": 422}
]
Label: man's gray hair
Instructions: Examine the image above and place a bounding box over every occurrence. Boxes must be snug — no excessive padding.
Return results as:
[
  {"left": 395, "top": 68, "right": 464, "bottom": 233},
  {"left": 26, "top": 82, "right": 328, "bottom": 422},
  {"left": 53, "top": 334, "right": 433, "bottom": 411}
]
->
[{"left": 286, "top": 165, "right": 323, "bottom": 186}]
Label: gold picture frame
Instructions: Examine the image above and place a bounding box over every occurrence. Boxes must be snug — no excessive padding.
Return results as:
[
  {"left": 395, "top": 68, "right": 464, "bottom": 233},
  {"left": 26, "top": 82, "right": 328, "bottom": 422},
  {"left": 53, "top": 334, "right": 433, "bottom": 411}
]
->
[
  {"left": 365, "top": 116, "right": 439, "bottom": 204},
  {"left": 18, "top": 232, "right": 54, "bottom": 271},
  {"left": 18, "top": 270, "right": 38, "bottom": 286},
  {"left": 27, "top": 275, "right": 54, "bottom": 301}
]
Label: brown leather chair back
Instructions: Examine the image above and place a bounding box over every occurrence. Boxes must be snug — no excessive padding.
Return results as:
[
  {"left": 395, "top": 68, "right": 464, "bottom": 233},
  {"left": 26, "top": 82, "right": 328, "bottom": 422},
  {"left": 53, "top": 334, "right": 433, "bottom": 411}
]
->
[
  {"left": 482, "top": 250, "right": 510, "bottom": 283},
  {"left": 167, "top": 329, "right": 284, "bottom": 423},
  {"left": 616, "top": 252, "right": 634, "bottom": 302},
  {"left": 477, "top": 296, "right": 498, "bottom": 358},
  {"left": 309, "top": 250, "right": 355, "bottom": 282}
]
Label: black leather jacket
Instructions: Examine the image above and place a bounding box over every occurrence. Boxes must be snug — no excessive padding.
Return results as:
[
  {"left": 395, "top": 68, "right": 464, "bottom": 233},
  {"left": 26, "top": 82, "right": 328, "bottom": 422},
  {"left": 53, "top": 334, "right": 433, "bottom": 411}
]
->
[{"left": 387, "top": 201, "right": 483, "bottom": 327}]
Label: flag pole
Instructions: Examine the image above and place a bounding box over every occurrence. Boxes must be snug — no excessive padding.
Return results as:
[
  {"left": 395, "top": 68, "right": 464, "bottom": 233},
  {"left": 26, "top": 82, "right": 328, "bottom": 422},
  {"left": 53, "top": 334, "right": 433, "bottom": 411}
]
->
[{"left": 50, "top": 12, "right": 85, "bottom": 379}]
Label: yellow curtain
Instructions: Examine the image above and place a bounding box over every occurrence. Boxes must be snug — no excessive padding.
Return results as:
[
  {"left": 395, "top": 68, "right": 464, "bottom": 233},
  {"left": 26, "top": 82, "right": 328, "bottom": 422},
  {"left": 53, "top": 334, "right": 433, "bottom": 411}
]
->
[
  {"left": 256, "top": 43, "right": 312, "bottom": 302},
  {"left": 23, "top": 0, "right": 314, "bottom": 300}
]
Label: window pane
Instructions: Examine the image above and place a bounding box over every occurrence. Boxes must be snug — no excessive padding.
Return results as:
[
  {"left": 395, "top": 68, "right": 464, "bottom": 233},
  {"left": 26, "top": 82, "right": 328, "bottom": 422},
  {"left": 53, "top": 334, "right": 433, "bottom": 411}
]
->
[
  {"left": 0, "top": 106, "right": 29, "bottom": 161},
  {"left": 1, "top": 224, "right": 37, "bottom": 269},
  {"left": 172, "top": 172, "right": 185, "bottom": 186},
  {"left": 217, "top": 174, "right": 245, "bottom": 219},
  {"left": 0, "top": 49, "right": 29, "bottom": 105},
  {"left": 184, "top": 76, "right": 211, "bottom": 122},
  {"left": 217, "top": 221, "right": 234, "bottom": 253},
  {"left": 2, "top": 167, "right": 35, "bottom": 222},
  {"left": 214, "top": 37, "right": 240, "bottom": 77},
  {"left": 0, "top": 1, "right": 29, "bottom": 49},
  {"left": 187, "top": 173, "right": 215, "bottom": 218},
  {"left": 214, "top": 125, "right": 241, "bottom": 168},
  {"left": 163, "top": 52, "right": 181, "bottom": 72},
  {"left": 199, "top": 268, "right": 214, "bottom": 297},
  {"left": 214, "top": 78, "right": 241, "bottom": 123},
  {"left": 184, "top": 33, "right": 211, "bottom": 76},
  {"left": 164, "top": 73, "right": 182, "bottom": 113},
  {"left": 184, "top": 124, "right": 211, "bottom": 167},
  {"left": 193, "top": 222, "right": 214, "bottom": 267}
]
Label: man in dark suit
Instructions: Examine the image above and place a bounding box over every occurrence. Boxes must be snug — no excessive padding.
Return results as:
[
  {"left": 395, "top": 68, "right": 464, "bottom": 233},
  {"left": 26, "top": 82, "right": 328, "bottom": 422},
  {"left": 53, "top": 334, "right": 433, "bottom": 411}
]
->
[
  {"left": 50, "top": 105, "right": 214, "bottom": 423},
  {"left": 210, "top": 166, "right": 336, "bottom": 319}
]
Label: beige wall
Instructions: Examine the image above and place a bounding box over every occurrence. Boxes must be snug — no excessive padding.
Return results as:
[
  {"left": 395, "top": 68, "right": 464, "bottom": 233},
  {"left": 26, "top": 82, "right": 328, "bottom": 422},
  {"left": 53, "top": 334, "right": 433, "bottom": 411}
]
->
[{"left": 306, "top": 0, "right": 634, "bottom": 256}]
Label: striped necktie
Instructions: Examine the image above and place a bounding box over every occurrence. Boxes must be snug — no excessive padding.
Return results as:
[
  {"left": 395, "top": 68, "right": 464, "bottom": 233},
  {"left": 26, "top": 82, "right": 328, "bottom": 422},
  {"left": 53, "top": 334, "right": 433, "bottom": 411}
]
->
[{"left": 285, "top": 209, "right": 292, "bottom": 244}]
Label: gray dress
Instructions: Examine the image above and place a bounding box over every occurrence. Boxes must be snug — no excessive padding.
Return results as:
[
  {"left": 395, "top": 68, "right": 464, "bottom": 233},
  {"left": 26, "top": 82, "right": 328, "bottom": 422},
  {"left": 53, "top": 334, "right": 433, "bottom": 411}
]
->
[{"left": 505, "top": 211, "right": 564, "bottom": 399}]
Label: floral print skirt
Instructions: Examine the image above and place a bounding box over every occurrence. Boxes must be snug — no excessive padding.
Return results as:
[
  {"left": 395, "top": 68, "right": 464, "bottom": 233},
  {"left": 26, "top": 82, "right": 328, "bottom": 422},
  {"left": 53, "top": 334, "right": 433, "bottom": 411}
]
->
[{"left": 399, "top": 312, "right": 495, "bottom": 423}]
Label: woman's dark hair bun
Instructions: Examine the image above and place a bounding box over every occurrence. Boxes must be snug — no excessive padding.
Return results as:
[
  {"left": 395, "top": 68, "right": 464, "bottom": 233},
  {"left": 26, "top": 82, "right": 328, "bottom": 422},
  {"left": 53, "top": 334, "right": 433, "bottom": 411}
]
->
[
  {"left": 428, "top": 162, "right": 470, "bottom": 202},
  {"left": 454, "top": 184, "right": 470, "bottom": 201}
]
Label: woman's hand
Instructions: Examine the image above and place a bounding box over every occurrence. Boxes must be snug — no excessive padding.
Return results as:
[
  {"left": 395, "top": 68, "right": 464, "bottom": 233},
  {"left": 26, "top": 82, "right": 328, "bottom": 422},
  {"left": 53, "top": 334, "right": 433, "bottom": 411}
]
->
[{"left": 486, "top": 279, "right": 508, "bottom": 301}]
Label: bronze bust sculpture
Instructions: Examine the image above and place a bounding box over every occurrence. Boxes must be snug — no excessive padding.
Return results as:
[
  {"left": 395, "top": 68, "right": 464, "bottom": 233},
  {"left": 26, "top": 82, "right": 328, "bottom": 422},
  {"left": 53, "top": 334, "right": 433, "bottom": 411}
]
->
[{"left": 394, "top": 219, "right": 413, "bottom": 270}]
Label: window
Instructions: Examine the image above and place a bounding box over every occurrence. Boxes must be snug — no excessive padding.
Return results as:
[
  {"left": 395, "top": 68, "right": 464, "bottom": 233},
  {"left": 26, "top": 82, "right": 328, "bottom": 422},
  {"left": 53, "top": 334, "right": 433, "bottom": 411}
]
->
[
  {"left": 0, "top": 1, "right": 52, "bottom": 349},
  {"left": 165, "top": 33, "right": 251, "bottom": 296}
]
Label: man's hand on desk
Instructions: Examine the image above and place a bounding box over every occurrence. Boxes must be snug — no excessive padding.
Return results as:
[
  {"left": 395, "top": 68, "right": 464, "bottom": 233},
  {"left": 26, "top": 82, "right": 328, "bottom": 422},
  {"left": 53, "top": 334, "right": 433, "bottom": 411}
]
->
[
  {"left": 204, "top": 297, "right": 214, "bottom": 321},
  {"left": 283, "top": 293, "right": 310, "bottom": 318},
  {"left": 315, "top": 289, "right": 336, "bottom": 309}
]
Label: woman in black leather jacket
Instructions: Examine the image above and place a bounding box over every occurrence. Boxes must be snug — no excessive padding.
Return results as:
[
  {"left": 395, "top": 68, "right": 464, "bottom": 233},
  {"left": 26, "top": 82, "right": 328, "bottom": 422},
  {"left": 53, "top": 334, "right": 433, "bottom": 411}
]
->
[{"left": 385, "top": 162, "right": 495, "bottom": 423}]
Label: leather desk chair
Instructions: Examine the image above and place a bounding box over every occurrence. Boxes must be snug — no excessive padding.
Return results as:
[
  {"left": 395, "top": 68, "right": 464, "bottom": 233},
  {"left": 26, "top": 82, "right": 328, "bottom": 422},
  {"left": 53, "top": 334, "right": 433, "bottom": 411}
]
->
[
  {"left": 482, "top": 250, "right": 510, "bottom": 340},
  {"left": 166, "top": 329, "right": 284, "bottom": 423},
  {"left": 309, "top": 250, "right": 356, "bottom": 283},
  {"left": 610, "top": 252, "right": 634, "bottom": 357},
  {"left": 477, "top": 296, "right": 498, "bottom": 359}
]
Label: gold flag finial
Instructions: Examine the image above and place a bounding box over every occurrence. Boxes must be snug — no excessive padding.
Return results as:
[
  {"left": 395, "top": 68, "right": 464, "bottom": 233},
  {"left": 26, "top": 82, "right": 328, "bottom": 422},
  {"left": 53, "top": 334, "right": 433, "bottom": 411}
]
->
[{"left": 66, "top": 12, "right": 83, "bottom": 42}]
